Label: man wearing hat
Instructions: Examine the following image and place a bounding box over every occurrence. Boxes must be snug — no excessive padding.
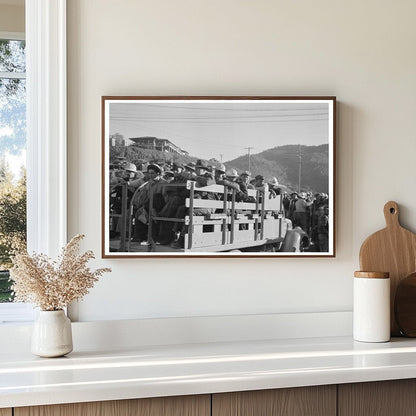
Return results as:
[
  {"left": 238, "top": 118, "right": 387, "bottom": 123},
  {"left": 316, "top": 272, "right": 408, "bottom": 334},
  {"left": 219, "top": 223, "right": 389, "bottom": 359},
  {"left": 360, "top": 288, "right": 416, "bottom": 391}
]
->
[
  {"left": 126, "top": 170, "right": 145, "bottom": 190},
  {"left": 268, "top": 176, "right": 283, "bottom": 195},
  {"left": 317, "top": 205, "right": 329, "bottom": 252},
  {"left": 225, "top": 168, "right": 238, "bottom": 180},
  {"left": 193, "top": 159, "right": 215, "bottom": 187},
  {"left": 214, "top": 164, "right": 233, "bottom": 199},
  {"left": 282, "top": 191, "right": 290, "bottom": 216},
  {"left": 171, "top": 161, "right": 195, "bottom": 184},
  {"left": 217, "top": 168, "right": 254, "bottom": 203},
  {"left": 287, "top": 192, "right": 298, "bottom": 222},
  {"left": 254, "top": 174, "right": 269, "bottom": 193},
  {"left": 172, "top": 162, "right": 184, "bottom": 174},
  {"left": 215, "top": 163, "right": 226, "bottom": 182},
  {"left": 216, "top": 168, "right": 240, "bottom": 193},
  {"left": 182, "top": 162, "right": 197, "bottom": 180},
  {"left": 237, "top": 170, "right": 255, "bottom": 195},
  {"left": 110, "top": 162, "right": 137, "bottom": 185},
  {"left": 294, "top": 191, "right": 314, "bottom": 233},
  {"left": 109, "top": 162, "right": 139, "bottom": 239},
  {"left": 169, "top": 160, "right": 216, "bottom": 248},
  {"left": 195, "top": 159, "right": 208, "bottom": 175},
  {"left": 253, "top": 174, "right": 278, "bottom": 202},
  {"left": 162, "top": 170, "right": 175, "bottom": 183},
  {"left": 154, "top": 160, "right": 208, "bottom": 245},
  {"left": 132, "top": 163, "right": 167, "bottom": 243}
]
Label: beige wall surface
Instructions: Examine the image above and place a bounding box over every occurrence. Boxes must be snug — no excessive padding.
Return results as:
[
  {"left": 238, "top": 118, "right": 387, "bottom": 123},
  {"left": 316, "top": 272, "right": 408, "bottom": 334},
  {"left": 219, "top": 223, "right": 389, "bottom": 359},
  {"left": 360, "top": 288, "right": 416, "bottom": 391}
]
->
[
  {"left": 0, "top": 4, "right": 24, "bottom": 33},
  {"left": 67, "top": 0, "right": 416, "bottom": 322}
]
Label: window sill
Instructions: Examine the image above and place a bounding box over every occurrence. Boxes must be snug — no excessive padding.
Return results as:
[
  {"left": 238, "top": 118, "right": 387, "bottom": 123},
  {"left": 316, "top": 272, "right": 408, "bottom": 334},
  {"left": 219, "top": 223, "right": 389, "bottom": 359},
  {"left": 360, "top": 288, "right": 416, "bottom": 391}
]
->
[{"left": 0, "top": 303, "right": 36, "bottom": 324}]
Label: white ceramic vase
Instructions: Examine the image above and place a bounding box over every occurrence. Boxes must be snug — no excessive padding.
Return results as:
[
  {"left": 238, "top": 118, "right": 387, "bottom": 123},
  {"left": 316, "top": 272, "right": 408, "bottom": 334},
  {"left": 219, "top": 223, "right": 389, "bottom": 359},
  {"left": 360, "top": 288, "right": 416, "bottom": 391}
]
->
[{"left": 31, "top": 310, "right": 73, "bottom": 357}]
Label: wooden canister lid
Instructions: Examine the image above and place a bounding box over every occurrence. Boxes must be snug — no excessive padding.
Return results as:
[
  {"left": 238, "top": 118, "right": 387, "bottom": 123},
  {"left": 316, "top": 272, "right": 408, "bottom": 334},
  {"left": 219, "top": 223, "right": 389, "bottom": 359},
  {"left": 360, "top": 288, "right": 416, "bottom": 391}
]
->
[{"left": 354, "top": 271, "right": 389, "bottom": 279}]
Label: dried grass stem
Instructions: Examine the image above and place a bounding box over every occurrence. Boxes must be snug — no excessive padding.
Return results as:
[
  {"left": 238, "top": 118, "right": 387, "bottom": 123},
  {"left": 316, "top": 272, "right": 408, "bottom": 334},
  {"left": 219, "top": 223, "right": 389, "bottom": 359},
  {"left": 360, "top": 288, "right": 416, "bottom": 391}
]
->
[{"left": 10, "top": 234, "right": 111, "bottom": 310}]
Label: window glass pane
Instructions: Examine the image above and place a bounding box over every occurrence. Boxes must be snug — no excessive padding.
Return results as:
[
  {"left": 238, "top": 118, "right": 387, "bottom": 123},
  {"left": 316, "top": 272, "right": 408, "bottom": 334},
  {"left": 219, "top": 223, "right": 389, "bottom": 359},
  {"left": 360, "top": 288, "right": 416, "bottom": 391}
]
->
[
  {"left": 0, "top": 45, "right": 26, "bottom": 303},
  {"left": 0, "top": 39, "right": 26, "bottom": 73},
  {"left": 0, "top": 78, "right": 26, "bottom": 156}
]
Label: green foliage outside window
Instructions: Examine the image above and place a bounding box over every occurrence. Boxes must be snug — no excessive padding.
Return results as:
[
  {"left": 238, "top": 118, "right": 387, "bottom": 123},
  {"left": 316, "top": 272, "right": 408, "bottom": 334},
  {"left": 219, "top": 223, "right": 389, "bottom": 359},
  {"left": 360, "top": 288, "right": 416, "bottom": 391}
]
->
[
  {"left": 0, "top": 162, "right": 26, "bottom": 302},
  {"left": 0, "top": 38, "right": 27, "bottom": 302}
]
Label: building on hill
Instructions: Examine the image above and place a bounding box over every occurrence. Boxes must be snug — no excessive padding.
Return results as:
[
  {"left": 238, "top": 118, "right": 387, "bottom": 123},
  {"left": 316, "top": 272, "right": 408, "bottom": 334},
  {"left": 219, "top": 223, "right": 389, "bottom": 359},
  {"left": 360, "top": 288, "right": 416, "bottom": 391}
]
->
[
  {"left": 129, "top": 136, "right": 188, "bottom": 156},
  {"left": 110, "top": 133, "right": 125, "bottom": 147}
]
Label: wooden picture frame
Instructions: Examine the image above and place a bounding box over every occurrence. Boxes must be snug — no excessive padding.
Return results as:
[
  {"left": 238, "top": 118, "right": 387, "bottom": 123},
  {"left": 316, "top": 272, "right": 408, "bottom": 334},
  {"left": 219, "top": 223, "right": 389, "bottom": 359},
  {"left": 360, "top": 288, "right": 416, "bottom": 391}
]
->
[{"left": 102, "top": 96, "right": 336, "bottom": 258}]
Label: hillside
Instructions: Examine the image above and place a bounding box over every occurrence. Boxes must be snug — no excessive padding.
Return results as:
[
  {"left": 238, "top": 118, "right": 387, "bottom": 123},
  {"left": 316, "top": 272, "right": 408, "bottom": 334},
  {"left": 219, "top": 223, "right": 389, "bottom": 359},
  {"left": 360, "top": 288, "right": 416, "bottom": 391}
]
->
[
  {"left": 225, "top": 144, "right": 329, "bottom": 193},
  {"left": 110, "top": 145, "right": 210, "bottom": 169}
]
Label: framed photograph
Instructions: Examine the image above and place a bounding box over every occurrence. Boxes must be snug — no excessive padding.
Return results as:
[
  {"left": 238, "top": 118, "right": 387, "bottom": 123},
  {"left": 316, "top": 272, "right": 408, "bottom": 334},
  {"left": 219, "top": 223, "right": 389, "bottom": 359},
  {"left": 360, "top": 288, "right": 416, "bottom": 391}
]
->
[{"left": 102, "top": 96, "right": 335, "bottom": 258}]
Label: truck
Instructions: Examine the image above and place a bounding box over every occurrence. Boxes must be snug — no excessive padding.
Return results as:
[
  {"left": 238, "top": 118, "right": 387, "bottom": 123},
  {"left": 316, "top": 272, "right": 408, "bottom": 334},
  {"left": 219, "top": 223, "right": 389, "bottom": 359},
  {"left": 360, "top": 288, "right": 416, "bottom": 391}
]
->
[{"left": 109, "top": 181, "right": 309, "bottom": 253}]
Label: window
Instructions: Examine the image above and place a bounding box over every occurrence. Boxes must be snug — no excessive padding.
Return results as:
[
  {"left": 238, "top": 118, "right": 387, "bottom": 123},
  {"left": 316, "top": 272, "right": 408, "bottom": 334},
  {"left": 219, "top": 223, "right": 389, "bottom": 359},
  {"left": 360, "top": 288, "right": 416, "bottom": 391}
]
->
[
  {"left": 0, "top": 35, "right": 26, "bottom": 302},
  {"left": 0, "top": 0, "right": 67, "bottom": 324},
  {"left": 0, "top": 32, "right": 34, "bottom": 322}
]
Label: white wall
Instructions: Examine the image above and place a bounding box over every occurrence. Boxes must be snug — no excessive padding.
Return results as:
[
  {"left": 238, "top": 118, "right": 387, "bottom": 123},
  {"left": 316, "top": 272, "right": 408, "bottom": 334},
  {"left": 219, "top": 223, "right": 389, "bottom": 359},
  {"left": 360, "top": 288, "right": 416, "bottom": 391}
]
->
[
  {"left": 0, "top": 3, "right": 24, "bottom": 33},
  {"left": 67, "top": 0, "right": 416, "bottom": 322}
]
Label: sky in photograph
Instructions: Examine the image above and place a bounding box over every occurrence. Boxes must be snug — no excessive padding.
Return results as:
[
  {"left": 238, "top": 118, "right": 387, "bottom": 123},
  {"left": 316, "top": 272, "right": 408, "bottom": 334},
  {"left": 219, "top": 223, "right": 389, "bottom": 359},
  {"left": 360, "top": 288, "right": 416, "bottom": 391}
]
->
[
  {"left": 0, "top": 40, "right": 26, "bottom": 181},
  {"left": 109, "top": 100, "right": 330, "bottom": 162}
]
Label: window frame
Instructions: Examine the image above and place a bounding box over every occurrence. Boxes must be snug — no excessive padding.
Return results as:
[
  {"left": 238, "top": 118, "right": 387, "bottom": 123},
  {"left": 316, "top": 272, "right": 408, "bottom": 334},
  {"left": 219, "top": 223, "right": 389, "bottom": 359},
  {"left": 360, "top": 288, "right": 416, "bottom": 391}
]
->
[
  {"left": 26, "top": 0, "right": 67, "bottom": 257},
  {"left": 0, "top": 0, "right": 67, "bottom": 323}
]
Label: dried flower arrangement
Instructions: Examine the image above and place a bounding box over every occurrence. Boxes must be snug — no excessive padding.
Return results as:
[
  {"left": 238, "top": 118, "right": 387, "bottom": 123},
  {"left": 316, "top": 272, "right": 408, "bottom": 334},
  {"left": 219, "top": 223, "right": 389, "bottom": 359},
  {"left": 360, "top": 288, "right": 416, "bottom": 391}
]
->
[{"left": 10, "top": 234, "right": 111, "bottom": 311}]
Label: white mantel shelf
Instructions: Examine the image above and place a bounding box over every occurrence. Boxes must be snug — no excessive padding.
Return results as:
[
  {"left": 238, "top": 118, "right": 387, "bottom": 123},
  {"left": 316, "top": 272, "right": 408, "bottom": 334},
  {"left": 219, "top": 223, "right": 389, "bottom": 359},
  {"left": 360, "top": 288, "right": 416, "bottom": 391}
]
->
[{"left": 2, "top": 335, "right": 416, "bottom": 409}]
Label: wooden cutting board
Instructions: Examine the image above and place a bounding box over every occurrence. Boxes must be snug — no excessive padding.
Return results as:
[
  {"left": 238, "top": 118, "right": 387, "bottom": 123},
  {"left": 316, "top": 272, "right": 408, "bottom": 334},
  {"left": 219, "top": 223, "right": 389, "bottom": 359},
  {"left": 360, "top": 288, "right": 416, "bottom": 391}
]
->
[
  {"left": 359, "top": 201, "right": 416, "bottom": 336},
  {"left": 395, "top": 272, "right": 416, "bottom": 337}
]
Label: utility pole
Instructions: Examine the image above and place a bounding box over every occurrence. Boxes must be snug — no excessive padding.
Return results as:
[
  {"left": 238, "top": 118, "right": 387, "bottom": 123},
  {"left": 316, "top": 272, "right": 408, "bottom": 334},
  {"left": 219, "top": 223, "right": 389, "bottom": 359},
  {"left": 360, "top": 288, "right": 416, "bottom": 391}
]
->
[
  {"left": 245, "top": 146, "right": 254, "bottom": 171},
  {"left": 298, "top": 144, "right": 302, "bottom": 193},
  {"left": 219, "top": 154, "right": 223, "bottom": 163}
]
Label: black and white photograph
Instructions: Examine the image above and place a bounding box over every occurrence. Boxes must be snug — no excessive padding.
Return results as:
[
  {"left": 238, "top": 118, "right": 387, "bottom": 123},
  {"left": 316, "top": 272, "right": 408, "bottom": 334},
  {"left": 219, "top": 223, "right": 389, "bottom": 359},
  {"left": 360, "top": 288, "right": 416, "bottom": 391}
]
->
[{"left": 102, "top": 97, "right": 335, "bottom": 257}]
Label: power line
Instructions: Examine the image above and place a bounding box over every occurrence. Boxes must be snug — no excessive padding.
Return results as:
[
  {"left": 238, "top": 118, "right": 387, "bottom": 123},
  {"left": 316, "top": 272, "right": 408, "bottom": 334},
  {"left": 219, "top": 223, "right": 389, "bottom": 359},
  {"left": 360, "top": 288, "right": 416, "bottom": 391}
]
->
[
  {"left": 116, "top": 103, "right": 329, "bottom": 113},
  {"left": 110, "top": 117, "right": 329, "bottom": 125},
  {"left": 110, "top": 113, "right": 329, "bottom": 121}
]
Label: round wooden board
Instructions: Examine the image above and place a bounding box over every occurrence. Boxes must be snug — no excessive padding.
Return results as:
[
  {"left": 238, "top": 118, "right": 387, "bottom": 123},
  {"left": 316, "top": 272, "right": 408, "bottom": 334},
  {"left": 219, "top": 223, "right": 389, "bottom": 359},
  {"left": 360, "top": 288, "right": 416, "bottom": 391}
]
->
[{"left": 395, "top": 272, "right": 416, "bottom": 337}]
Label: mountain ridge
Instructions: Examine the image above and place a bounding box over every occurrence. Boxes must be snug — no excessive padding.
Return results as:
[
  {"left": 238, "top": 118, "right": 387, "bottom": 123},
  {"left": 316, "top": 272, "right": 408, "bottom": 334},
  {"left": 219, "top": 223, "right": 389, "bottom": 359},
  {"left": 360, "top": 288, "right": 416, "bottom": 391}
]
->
[{"left": 225, "top": 144, "right": 329, "bottom": 193}]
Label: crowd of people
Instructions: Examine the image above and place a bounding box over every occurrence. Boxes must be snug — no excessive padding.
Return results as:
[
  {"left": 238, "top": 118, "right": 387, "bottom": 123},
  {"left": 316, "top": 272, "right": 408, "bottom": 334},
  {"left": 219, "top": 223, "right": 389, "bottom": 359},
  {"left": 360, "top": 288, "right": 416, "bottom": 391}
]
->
[
  {"left": 283, "top": 191, "right": 329, "bottom": 252},
  {"left": 109, "top": 159, "right": 329, "bottom": 252}
]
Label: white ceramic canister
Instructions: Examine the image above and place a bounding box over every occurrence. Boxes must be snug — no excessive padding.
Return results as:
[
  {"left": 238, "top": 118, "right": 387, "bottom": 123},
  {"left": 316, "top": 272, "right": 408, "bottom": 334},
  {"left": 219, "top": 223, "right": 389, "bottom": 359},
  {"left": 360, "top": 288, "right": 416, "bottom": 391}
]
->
[{"left": 353, "top": 271, "right": 390, "bottom": 343}]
